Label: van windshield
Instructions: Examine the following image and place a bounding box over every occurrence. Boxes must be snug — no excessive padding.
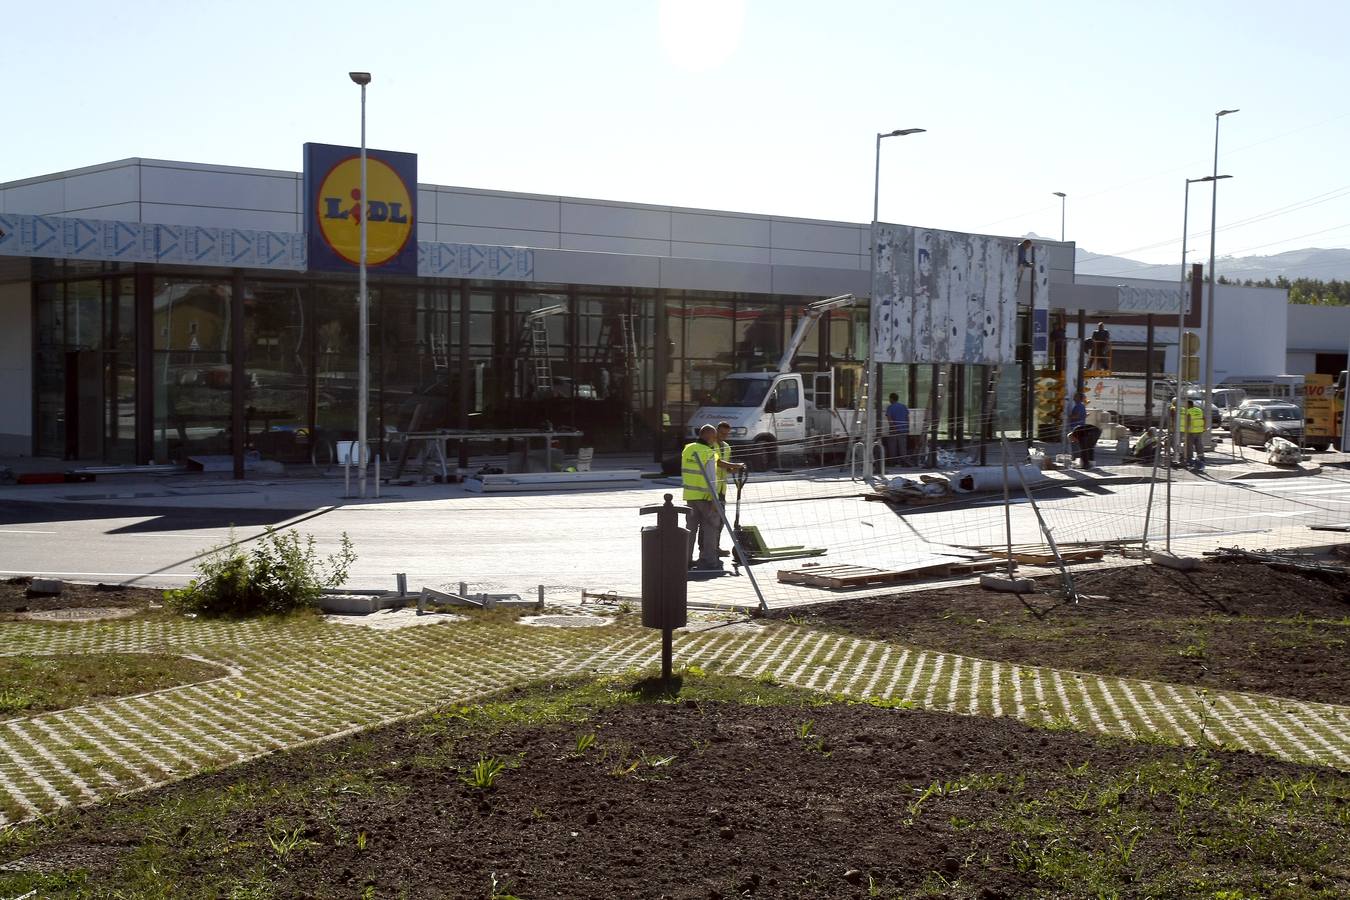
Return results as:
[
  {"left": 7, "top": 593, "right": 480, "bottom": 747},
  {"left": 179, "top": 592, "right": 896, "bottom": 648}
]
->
[{"left": 711, "top": 377, "right": 772, "bottom": 407}]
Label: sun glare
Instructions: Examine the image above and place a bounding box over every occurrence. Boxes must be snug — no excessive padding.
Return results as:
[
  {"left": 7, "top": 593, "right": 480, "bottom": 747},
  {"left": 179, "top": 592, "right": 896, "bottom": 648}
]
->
[{"left": 658, "top": 0, "right": 747, "bottom": 73}]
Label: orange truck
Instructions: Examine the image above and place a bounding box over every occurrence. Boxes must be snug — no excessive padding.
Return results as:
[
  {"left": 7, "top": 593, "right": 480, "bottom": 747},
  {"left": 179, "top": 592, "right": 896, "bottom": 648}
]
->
[{"left": 1303, "top": 372, "right": 1346, "bottom": 451}]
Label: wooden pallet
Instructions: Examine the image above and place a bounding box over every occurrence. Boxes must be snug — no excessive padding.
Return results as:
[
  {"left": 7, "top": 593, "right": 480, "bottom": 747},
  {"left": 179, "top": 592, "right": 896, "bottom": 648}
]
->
[
  {"left": 778, "top": 557, "right": 999, "bottom": 590},
  {"left": 984, "top": 544, "right": 1105, "bottom": 566}
]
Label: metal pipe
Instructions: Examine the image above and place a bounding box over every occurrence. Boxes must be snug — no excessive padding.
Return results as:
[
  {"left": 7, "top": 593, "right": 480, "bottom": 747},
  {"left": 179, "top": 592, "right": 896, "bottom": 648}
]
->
[
  {"left": 1203, "top": 109, "right": 1238, "bottom": 450},
  {"left": 357, "top": 79, "right": 370, "bottom": 499}
]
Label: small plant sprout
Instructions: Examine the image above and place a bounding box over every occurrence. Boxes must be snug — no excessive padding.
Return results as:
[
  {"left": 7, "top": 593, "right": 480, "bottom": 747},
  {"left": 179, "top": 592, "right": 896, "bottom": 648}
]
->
[
  {"left": 267, "top": 824, "right": 316, "bottom": 858},
  {"left": 461, "top": 755, "right": 506, "bottom": 790},
  {"left": 574, "top": 732, "right": 596, "bottom": 755},
  {"left": 797, "top": 719, "right": 815, "bottom": 739},
  {"left": 355, "top": 831, "right": 367, "bottom": 850}
]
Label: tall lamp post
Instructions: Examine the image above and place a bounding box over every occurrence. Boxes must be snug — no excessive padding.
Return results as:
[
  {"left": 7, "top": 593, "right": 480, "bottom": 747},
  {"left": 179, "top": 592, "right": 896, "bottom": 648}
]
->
[
  {"left": 1203, "top": 108, "right": 1239, "bottom": 443},
  {"left": 349, "top": 71, "right": 372, "bottom": 498},
  {"left": 1052, "top": 191, "right": 1066, "bottom": 242},
  {"left": 865, "top": 127, "right": 925, "bottom": 474}
]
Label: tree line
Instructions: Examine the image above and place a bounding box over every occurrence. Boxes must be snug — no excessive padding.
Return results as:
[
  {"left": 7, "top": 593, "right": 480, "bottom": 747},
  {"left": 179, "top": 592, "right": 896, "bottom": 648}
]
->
[{"left": 1217, "top": 275, "right": 1350, "bottom": 306}]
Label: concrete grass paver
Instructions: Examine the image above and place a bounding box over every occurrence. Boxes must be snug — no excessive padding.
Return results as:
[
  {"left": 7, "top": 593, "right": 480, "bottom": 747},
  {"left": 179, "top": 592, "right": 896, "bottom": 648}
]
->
[{"left": 0, "top": 614, "right": 1347, "bottom": 825}]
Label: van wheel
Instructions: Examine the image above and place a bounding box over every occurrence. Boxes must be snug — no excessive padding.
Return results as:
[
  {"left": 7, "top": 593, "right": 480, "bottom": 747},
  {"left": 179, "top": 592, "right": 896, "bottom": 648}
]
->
[{"left": 748, "top": 439, "right": 778, "bottom": 471}]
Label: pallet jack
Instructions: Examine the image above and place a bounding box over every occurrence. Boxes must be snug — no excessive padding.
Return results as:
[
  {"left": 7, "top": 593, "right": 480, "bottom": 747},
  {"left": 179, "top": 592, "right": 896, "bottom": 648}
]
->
[{"left": 728, "top": 468, "right": 827, "bottom": 574}]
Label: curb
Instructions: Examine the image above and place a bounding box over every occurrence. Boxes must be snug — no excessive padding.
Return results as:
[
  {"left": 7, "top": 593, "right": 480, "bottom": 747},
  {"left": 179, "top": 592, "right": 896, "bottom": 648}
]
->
[{"left": 1223, "top": 463, "right": 1322, "bottom": 481}]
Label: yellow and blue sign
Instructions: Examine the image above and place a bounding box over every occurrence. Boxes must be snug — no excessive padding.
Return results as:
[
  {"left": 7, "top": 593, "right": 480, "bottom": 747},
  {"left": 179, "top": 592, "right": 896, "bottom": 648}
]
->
[{"left": 303, "top": 142, "right": 417, "bottom": 275}]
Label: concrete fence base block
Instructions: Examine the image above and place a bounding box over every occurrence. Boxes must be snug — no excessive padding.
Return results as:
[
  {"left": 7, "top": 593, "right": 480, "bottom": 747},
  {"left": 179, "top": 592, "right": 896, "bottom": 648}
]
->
[
  {"left": 317, "top": 594, "right": 381, "bottom": 615},
  {"left": 27, "top": 578, "right": 65, "bottom": 596},
  {"left": 979, "top": 574, "right": 1037, "bottom": 593},
  {"left": 1149, "top": 551, "right": 1201, "bottom": 572}
]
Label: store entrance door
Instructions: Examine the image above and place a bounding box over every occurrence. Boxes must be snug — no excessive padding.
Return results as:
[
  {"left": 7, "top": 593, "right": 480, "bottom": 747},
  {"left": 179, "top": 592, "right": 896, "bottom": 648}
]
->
[{"left": 63, "top": 350, "right": 103, "bottom": 460}]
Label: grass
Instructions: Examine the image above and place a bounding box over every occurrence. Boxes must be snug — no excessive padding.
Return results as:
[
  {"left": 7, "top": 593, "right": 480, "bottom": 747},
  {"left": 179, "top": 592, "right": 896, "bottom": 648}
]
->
[
  {"left": 0, "top": 653, "right": 227, "bottom": 719},
  {"left": 3, "top": 671, "right": 1348, "bottom": 899}
]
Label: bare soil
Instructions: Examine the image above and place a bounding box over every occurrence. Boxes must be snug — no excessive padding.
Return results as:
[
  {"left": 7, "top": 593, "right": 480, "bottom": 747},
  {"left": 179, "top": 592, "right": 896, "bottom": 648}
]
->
[
  {"left": 0, "top": 577, "right": 161, "bottom": 616},
  {"left": 772, "top": 559, "right": 1350, "bottom": 705},
  {"left": 2, "top": 677, "right": 1347, "bottom": 899}
]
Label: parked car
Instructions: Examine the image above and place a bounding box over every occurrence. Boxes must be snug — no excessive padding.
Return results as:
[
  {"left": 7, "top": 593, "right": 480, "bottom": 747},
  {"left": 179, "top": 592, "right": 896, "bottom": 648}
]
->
[
  {"left": 1224, "top": 397, "right": 1301, "bottom": 430},
  {"left": 1228, "top": 404, "right": 1304, "bottom": 447}
]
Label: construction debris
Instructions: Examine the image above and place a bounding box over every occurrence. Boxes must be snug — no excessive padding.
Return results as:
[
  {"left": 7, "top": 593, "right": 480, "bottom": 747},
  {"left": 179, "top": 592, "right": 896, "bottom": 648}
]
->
[
  {"left": 871, "top": 474, "right": 954, "bottom": 505},
  {"left": 419, "top": 586, "right": 543, "bottom": 612},
  {"left": 1205, "top": 546, "right": 1350, "bottom": 579},
  {"left": 1266, "top": 437, "right": 1302, "bottom": 467},
  {"left": 778, "top": 557, "right": 1001, "bottom": 591}
]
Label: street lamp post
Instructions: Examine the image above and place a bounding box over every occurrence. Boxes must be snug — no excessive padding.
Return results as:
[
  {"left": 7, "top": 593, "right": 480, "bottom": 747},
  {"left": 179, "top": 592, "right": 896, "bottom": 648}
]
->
[
  {"left": 865, "top": 127, "right": 925, "bottom": 474},
  {"left": 1052, "top": 191, "right": 1066, "bottom": 242},
  {"left": 1203, "top": 108, "right": 1239, "bottom": 445},
  {"left": 349, "top": 71, "right": 372, "bottom": 498}
]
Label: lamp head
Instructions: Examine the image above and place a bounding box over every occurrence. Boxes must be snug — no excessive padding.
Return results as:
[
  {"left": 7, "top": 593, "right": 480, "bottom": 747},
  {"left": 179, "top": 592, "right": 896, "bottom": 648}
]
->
[
  {"left": 349, "top": 72, "right": 372, "bottom": 86},
  {"left": 1216, "top": 108, "right": 1239, "bottom": 117},
  {"left": 881, "top": 128, "right": 926, "bottom": 138},
  {"left": 1053, "top": 191, "right": 1066, "bottom": 198}
]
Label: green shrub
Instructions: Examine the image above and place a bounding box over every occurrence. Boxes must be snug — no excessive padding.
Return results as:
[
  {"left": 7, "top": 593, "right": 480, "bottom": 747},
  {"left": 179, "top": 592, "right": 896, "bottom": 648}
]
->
[{"left": 166, "top": 528, "right": 356, "bottom": 618}]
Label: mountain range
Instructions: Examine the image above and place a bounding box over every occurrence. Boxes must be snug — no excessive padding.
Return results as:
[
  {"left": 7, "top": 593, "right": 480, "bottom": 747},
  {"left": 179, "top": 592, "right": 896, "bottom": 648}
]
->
[{"left": 1072, "top": 246, "right": 1350, "bottom": 283}]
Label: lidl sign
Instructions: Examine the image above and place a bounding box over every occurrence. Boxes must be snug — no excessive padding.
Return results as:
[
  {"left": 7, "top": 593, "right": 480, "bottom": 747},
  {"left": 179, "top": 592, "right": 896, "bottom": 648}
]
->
[{"left": 303, "top": 142, "right": 417, "bottom": 275}]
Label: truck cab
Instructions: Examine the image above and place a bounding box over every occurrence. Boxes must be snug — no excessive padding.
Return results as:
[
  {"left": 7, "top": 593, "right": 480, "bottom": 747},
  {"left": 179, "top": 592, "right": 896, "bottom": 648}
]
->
[
  {"left": 682, "top": 292, "right": 859, "bottom": 470},
  {"left": 686, "top": 370, "right": 850, "bottom": 469}
]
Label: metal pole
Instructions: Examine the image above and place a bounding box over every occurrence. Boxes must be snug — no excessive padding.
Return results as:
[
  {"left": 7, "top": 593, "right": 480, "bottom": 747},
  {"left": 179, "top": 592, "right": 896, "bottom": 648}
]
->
[
  {"left": 662, "top": 627, "right": 673, "bottom": 681},
  {"left": 697, "top": 459, "right": 768, "bottom": 615},
  {"left": 1203, "top": 111, "right": 1236, "bottom": 449},
  {"left": 1000, "top": 432, "right": 1014, "bottom": 579},
  {"left": 1165, "top": 430, "right": 1173, "bottom": 553},
  {"left": 357, "top": 81, "right": 369, "bottom": 499},
  {"left": 864, "top": 133, "right": 882, "bottom": 477},
  {"left": 1142, "top": 428, "right": 1159, "bottom": 551},
  {"left": 1176, "top": 180, "right": 1191, "bottom": 464}
]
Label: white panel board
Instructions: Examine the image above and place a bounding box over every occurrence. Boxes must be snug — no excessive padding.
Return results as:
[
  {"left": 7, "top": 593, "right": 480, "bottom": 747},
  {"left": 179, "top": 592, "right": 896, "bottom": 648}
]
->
[{"left": 871, "top": 224, "right": 1021, "bottom": 365}]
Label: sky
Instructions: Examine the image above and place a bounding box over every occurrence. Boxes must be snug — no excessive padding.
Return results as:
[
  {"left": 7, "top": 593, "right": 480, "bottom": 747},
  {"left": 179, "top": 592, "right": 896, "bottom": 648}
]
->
[{"left": 6, "top": 0, "right": 1350, "bottom": 272}]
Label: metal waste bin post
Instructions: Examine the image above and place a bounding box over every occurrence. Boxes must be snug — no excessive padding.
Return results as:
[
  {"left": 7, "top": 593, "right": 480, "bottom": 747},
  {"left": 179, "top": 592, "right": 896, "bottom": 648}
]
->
[{"left": 639, "top": 493, "right": 689, "bottom": 680}]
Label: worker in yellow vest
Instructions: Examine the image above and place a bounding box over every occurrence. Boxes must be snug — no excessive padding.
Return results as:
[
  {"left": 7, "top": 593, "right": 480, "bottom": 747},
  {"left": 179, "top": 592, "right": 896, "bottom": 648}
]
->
[
  {"left": 1181, "top": 398, "right": 1206, "bottom": 473},
  {"left": 682, "top": 424, "right": 745, "bottom": 570}
]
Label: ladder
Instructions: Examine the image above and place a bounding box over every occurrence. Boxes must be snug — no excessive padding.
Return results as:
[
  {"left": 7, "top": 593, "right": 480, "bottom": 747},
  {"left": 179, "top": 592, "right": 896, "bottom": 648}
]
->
[
  {"left": 429, "top": 333, "right": 449, "bottom": 372},
  {"left": 529, "top": 315, "right": 553, "bottom": 396},
  {"left": 619, "top": 313, "right": 637, "bottom": 440}
]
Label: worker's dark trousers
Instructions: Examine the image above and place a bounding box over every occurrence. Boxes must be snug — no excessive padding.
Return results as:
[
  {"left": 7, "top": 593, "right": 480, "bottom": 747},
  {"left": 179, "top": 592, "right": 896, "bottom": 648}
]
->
[
  {"left": 686, "top": 499, "right": 722, "bottom": 568},
  {"left": 1184, "top": 433, "right": 1205, "bottom": 470},
  {"left": 1070, "top": 424, "right": 1101, "bottom": 468}
]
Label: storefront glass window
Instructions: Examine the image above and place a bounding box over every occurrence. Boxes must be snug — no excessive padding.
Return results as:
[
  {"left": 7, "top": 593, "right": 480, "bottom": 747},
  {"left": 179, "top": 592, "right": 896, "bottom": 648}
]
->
[{"left": 152, "top": 278, "right": 231, "bottom": 461}]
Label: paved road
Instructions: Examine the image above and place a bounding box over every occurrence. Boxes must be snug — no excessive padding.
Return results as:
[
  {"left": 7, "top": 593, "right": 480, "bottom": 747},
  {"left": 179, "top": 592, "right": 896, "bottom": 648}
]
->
[{"left": 3, "top": 467, "right": 1349, "bottom": 607}]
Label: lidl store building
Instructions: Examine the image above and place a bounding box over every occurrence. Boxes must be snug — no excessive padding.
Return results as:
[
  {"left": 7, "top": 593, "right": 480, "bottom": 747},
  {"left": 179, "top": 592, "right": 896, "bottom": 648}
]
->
[{"left": 0, "top": 148, "right": 1081, "bottom": 466}]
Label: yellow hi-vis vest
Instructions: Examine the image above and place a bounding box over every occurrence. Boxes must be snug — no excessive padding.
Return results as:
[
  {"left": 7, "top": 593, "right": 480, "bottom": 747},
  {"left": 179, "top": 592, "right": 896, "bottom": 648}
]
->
[
  {"left": 1181, "top": 406, "right": 1205, "bottom": 434},
  {"left": 681, "top": 442, "right": 719, "bottom": 501},
  {"left": 716, "top": 441, "right": 732, "bottom": 496}
]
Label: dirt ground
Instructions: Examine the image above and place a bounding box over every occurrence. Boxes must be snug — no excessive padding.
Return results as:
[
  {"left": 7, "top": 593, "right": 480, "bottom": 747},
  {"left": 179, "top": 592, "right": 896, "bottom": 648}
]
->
[
  {"left": 0, "top": 577, "right": 161, "bottom": 615},
  {"left": 3, "top": 676, "right": 1347, "bottom": 899},
  {"left": 773, "top": 559, "right": 1350, "bottom": 705}
]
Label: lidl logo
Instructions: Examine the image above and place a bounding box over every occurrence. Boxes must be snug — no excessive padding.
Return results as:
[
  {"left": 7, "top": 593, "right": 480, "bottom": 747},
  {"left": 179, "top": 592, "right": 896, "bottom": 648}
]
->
[{"left": 303, "top": 143, "right": 418, "bottom": 275}]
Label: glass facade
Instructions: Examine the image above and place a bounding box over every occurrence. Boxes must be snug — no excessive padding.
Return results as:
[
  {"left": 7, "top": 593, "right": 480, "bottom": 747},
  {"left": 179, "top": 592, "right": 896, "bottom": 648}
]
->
[
  {"left": 28, "top": 260, "right": 1042, "bottom": 465},
  {"left": 33, "top": 264, "right": 136, "bottom": 461},
  {"left": 28, "top": 262, "right": 886, "bottom": 463}
]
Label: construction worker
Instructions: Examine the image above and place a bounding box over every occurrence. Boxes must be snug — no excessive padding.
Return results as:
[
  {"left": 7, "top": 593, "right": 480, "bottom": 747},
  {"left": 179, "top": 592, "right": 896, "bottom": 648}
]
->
[
  {"left": 1181, "top": 398, "right": 1206, "bottom": 472},
  {"left": 1066, "top": 392, "right": 1100, "bottom": 469},
  {"left": 682, "top": 424, "right": 744, "bottom": 570}
]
